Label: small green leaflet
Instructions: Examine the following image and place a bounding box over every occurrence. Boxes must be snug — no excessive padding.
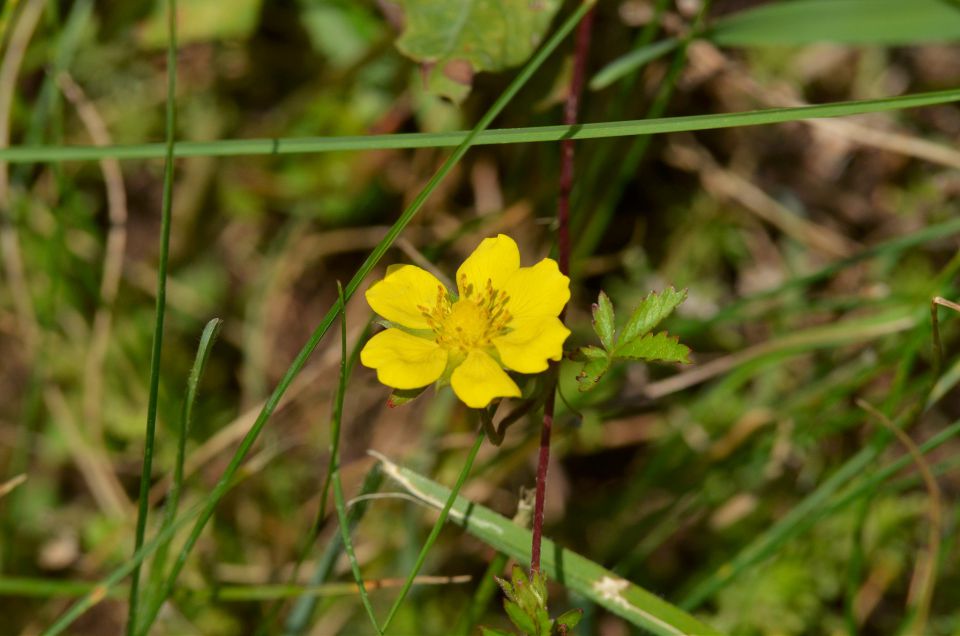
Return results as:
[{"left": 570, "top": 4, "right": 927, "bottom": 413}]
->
[
  {"left": 482, "top": 565, "right": 583, "bottom": 636},
  {"left": 577, "top": 288, "right": 690, "bottom": 392},
  {"left": 387, "top": 0, "right": 563, "bottom": 102}
]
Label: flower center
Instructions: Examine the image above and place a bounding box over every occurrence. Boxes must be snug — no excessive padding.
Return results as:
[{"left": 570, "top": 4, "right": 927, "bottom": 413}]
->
[{"left": 418, "top": 276, "right": 512, "bottom": 351}]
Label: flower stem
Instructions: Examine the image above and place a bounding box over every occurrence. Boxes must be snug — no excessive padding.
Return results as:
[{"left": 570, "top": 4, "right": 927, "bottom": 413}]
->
[{"left": 531, "top": 5, "right": 595, "bottom": 573}]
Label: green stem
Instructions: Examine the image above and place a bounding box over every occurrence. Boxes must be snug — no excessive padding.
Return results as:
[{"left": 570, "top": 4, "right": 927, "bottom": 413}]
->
[
  {"left": 380, "top": 430, "right": 485, "bottom": 634},
  {"left": 126, "top": 0, "right": 177, "bottom": 632}
]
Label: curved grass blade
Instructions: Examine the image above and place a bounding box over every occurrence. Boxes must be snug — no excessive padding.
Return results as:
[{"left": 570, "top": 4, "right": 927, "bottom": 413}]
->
[
  {"left": 589, "top": 37, "right": 679, "bottom": 91},
  {"left": 373, "top": 452, "right": 722, "bottom": 636},
  {"left": 2, "top": 88, "right": 960, "bottom": 163},
  {"left": 140, "top": 317, "right": 223, "bottom": 633}
]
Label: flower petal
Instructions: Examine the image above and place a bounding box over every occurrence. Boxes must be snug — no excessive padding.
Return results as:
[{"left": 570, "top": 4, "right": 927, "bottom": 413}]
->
[
  {"left": 456, "top": 234, "right": 520, "bottom": 298},
  {"left": 494, "top": 316, "right": 570, "bottom": 374},
  {"left": 502, "top": 258, "right": 570, "bottom": 322},
  {"left": 360, "top": 329, "right": 447, "bottom": 390},
  {"left": 365, "top": 265, "right": 447, "bottom": 330},
  {"left": 450, "top": 350, "right": 521, "bottom": 408}
]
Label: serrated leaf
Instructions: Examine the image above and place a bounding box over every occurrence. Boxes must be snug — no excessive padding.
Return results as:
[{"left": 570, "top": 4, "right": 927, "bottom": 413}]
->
[
  {"left": 592, "top": 291, "right": 616, "bottom": 350},
  {"left": 615, "top": 331, "right": 691, "bottom": 364},
  {"left": 388, "top": 0, "right": 563, "bottom": 102},
  {"left": 616, "top": 287, "right": 686, "bottom": 348},
  {"left": 387, "top": 386, "right": 427, "bottom": 408},
  {"left": 576, "top": 354, "right": 610, "bottom": 393}
]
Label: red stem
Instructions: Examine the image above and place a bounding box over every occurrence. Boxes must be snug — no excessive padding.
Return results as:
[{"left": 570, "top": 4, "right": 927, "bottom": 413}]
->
[{"left": 530, "top": 6, "right": 594, "bottom": 573}]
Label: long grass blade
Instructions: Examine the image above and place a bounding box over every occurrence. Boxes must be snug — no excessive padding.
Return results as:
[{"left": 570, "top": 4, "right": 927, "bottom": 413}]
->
[
  {"left": 125, "top": 0, "right": 178, "bottom": 632},
  {"left": 283, "top": 465, "right": 385, "bottom": 636},
  {"left": 373, "top": 452, "right": 721, "bottom": 636},
  {"left": 378, "top": 431, "right": 486, "bottom": 634},
  {"left": 3, "top": 88, "right": 960, "bottom": 163},
  {"left": 257, "top": 319, "right": 373, "bottom": 635},
  {"left": 140, "top": 317, "right": 223, "bottom": 633},
  {"left": 710, "top": 0, "right": 960, "bottom": 46},
  {"left": 329, "top": 283, "right": 380, "bottom": 633}
]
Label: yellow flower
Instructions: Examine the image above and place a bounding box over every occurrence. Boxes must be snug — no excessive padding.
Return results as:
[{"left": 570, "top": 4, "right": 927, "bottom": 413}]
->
[{"left": 360, "top": 234, "right": 571, "bottom": 408}]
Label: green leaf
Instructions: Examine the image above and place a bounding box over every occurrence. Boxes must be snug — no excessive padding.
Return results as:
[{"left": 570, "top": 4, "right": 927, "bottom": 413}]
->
[
  {"left": 576, "top": 351, "right": 611, "bottom": 393},
  {"left": 390, "top": 0, "right": 563, "bottom": 102},
  {"left": 616, "top": 287, "right": 686, "bottom": 348},
  {"left": 711, "top": 0, "right": 960, "bottom": 47},
  {"left": 614, "top": 332, "right": 690, "bottom": 364},
  {"left": 592, "top": 292, "right": 616, "bottom": 350},
  {"left": 590, "top": 38, "right": 679, "bottom": 91},
  {"left": 480, "top": 628, "right": 514, "bottom": 636}
]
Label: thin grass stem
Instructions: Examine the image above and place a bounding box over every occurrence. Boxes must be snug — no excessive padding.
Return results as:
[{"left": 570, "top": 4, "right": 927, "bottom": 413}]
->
[
  {"left": 380, "top": 430, "right": 486, "bottom": 633},
  {"left": 329, "top": 284, "right": 380, "bottom": 633},
  {"left": 3, "top": 90, "right": 960, "bottom": 163},
  {"left": 141, "top": 318, "right": 222, "bottom": 632},
  {"left": 125, "top": 0, "right": 178, "bottom": 632}
]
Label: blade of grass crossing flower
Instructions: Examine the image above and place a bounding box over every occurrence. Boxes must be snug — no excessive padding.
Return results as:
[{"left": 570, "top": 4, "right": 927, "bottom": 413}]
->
[
  {"left": 283, "top": 465, "right": 385, "bottom": 636},
  {"left": 126, "top": 0, "right": 178, "bottom": 633},
  {"left": 380, "top": 431, "right": 485, "bottom": 634},
  {"left": 141, "top": 318, "right": 222, "bottom": 633},
  {"left": 373, "top": 452, "right": 721, "bottom": 636},
  {"left": 4, "top": 89, "right": 960, "bottom": 163},
  {"left": 125, "top": 5, "right": 598, "bottom": 636},
  {"left": 330, "top": 283, "right": 380, "bottom": 634}
]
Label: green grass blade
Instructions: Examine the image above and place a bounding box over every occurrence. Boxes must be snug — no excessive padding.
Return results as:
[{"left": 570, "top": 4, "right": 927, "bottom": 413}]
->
[
  {"left": 3, "top": 88, "right": 960, "bottom": 163},
  {"left": 678, "top": 410, "right": 960, "bottom": 611},
  {"left": 379, "top": 431, "right": 486, "bottom": 634},
  {"left": 141, "top": 317, "right": 222, "bottom": 633},
  {"left": 455, "top": 552, "right": 508, "bottom": 636},
  {"left": 330, "top": 284, "right": 380, "bottom": 634},
  {"left": 119, "top": 4, "right": 596, "bottom": 635},
  {"left": 373, "top": 453, "right": 722, "bottom": 636},
  {"left": 42, "top": 498, "right": 206, "bottom": 636},
  {"left": 283, "top": 465, "right": 385, "bottom": 636},
  {"left": 258, "top": 319, "right": 373, "bottom": 635},
  {"left": 710, "top": 0, "right": 960, "bottom": 46},
  {"left": 589, "top": 37, "right": 679, "bottom": 91},
  {"left": 1, "top": 574, "right": 463, "bottom": 601},
  {"left": 126, "top": 0, "right": 178, "bottom": 632}
]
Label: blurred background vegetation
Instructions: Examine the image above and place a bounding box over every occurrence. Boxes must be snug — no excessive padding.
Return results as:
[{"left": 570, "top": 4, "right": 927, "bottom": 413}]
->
[{"left": 1, "top": 0, "right": 960, "bottom": 634}]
